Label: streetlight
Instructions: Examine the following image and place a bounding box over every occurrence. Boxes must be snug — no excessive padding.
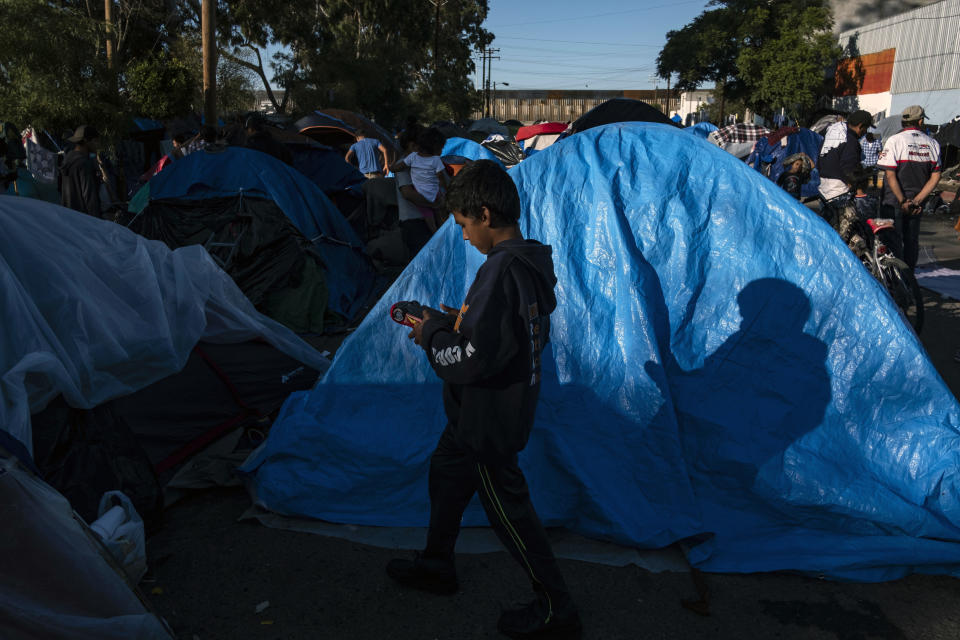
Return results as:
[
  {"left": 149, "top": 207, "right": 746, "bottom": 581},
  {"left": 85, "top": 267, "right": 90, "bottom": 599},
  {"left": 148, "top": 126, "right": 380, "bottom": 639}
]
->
[{"left": 493, "top": 81, "right": 509, "bottom": 120}]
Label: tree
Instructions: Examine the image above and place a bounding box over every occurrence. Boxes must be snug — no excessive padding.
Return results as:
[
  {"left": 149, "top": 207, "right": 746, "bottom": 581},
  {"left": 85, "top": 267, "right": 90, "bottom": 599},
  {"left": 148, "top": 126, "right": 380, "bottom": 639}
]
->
[
  {"left": 0, "top": 1, "right": 121, "bottom": 134},
  {"left": 125, "top": 53, "right": 197, "bottom": 119},
  {"left": 657, "top": 0, "right": 841, "bottom": 122}
]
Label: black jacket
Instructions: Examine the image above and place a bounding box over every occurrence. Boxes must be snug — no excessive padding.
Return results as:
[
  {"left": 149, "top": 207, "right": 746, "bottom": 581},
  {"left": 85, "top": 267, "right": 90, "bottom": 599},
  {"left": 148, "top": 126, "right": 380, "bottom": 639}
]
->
[
  {"left": 60, "top": 150, "right": 101, "bottom": 216},
  {"left": 817, "top": 125, "right": 862, "bottom": 182},
  {"left": 421, "top": 238, "right": 558, "bottom": 463}
]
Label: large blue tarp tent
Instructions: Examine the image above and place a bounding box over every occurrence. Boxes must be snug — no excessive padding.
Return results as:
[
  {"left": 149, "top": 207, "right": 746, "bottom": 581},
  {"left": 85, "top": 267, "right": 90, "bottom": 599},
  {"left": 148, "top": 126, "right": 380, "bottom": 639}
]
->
[
  {"left": 241, "top": 123, "right": 960, "bottom": 581},
  {"left": 132, "top": 147, "right": 374, "bottom": 321}
]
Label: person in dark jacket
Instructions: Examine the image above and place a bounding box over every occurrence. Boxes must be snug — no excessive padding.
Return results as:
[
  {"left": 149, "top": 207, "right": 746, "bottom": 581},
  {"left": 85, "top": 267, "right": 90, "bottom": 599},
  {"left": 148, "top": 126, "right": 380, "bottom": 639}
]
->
[
  {"left": 387, "top": 160, "right": 581, "bottom": 639},
  {"left": 60, "top": 125, "right": 102, "bottom": 216},
  {"left": 817, "top": 109, "right": 872, "bottom": 201}
]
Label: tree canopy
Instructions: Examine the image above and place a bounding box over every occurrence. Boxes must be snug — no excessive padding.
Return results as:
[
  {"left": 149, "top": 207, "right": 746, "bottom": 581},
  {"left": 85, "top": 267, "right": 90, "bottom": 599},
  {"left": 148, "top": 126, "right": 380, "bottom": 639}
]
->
[
  {"left": 0, "top": 0, "right": 490, "bottom": 137},
  {"left": 657, "top": 0, "right": 841, "bottom": 121}
]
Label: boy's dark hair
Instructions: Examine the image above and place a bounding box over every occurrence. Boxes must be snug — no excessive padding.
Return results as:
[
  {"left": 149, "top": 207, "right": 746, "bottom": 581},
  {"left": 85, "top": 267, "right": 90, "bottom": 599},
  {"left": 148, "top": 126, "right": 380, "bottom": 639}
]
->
[
  {"left": 445, "top": 159, "right": 521, "bottom": 228},
  {"left": 172, "top": 131, "right": 190, "bottom": 145},
  {"left": 417, "top": 127, "right": 445, "bottom": 156}
]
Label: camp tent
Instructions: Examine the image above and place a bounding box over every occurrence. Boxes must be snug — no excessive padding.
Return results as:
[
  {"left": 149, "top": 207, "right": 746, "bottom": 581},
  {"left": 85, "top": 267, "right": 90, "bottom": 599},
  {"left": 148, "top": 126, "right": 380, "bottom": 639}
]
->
[
  {"left": 571, "top": 98, "right": 678, "bottom": 133},
  {"left": 129, "top": 146, "right": 374, "bottom": 331},
  {"left": 241, "top": 123, "right": 960, "bottom": 581},
  {"left": 684, "top": 122, "right": 718, "bottom": 139},
  {"left": 311, "top": 108, "right": 402, "bottom": 164},
  {"left": 468, "top": 117, "right": 509, "bottom": 137},
  {"left": 295, "top": 111, "right": 358, "bottom": 148},
  {"left": 1, "top": 438, "right": 173, "bottom": 639},
  {"left": 441, "top": 137, "right": 505, "bottom": 168}
]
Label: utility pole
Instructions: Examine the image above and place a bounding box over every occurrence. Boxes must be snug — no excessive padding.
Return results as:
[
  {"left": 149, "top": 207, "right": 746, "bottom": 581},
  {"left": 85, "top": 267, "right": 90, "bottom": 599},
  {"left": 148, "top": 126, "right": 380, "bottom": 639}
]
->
[
  {"left": 104, "top": 0, "right": 115, "bottom": 70},
  {"left": 202, "top": 0, "right": 217, "bottom": 127},
  {"left": 484, "top": 47, "right": 500, "bottom": 118},
  {"left": 428, "top": 0, "right": 447, "bottom": 72}
]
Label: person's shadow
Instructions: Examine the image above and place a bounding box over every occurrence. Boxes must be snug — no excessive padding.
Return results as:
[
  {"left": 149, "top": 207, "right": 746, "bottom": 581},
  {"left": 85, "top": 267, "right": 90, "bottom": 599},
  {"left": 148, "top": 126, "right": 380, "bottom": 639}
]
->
[{"left": 656, "top": 278, "right": 832, "bottom": 496}]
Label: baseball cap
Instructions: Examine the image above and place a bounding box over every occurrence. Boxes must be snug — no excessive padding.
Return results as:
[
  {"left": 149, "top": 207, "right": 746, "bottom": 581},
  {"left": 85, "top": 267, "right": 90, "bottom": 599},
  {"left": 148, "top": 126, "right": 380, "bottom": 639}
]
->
[
  {"left": 67, "top": 125, "right": 99, "bottom": 143},
  {"left": 901, "top": 105, "right": 926, "bottom": 121}
]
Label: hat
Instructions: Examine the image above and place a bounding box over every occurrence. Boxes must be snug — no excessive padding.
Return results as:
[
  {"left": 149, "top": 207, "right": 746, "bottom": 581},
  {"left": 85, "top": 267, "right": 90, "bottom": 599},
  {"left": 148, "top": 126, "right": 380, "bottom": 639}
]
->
[
  {"left": 901, "top": 105, "right": 926, "bottom": 121},
  {"left": 67, "top": 125, "right": 99, "bottom": 143}
]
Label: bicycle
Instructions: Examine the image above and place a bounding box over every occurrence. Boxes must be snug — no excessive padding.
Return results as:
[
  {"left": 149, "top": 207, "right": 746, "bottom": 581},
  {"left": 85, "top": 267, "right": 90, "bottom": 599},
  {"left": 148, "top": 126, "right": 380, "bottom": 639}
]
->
[{"left": 821, "top": 193, "right": 924, "bottom": 333}]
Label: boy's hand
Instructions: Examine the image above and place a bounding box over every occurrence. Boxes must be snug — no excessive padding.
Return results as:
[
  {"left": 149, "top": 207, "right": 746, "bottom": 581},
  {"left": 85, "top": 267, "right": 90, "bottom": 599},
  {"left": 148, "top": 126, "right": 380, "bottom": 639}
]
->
[{"left": 407, "top": 305, "right": 458, "bottom": 346}]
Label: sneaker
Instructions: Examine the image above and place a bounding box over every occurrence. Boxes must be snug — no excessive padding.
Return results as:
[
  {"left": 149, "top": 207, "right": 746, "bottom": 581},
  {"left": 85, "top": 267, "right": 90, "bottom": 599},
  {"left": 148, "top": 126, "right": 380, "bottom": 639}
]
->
[
  {"left": 386, "top": 552, "right": 458, "bottom": 595},
  {"left": 497, "top": 595, "right": 582, "bottom": 639}
]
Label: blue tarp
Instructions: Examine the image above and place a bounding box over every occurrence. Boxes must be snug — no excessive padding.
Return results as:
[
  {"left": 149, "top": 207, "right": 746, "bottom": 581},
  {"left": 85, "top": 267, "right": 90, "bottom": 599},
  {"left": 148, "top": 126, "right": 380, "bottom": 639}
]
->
[
  {"left": 290, "top": 145, "right": 365, "bottom": 194},
  {"left": 441, "top": 137, "right": 505, "bottom": 167},
  {"left": 240, "top": 123, "right": 960, "bottom": 580},
  {"left": 686, "top": 122, "right": 718, "bottom": 139},
  {"left": 746, "top": 128, "right": 824, "bottom": 199},
  {"left": 143, "top": 147, "right": 374, "bottom": 321},
  {"left": 0, "top": 196, "right": 329, "bottom": 455}
]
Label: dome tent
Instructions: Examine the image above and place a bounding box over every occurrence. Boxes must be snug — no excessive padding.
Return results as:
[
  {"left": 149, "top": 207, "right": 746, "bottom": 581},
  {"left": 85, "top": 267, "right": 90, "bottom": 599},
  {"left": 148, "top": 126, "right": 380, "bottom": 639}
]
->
[
  {"left": 241, "top": 123, "right": 960, "bottom": 581},
  {"left": 129, "top": 146, "right": 375, "bottom": 332}
]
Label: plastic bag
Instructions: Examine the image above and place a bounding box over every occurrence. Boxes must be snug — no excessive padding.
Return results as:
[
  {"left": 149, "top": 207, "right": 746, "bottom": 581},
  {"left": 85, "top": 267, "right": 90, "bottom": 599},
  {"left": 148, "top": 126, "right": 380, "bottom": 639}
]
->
[{"left": 91, "top": 491, "right": 147, "bottom": 583}]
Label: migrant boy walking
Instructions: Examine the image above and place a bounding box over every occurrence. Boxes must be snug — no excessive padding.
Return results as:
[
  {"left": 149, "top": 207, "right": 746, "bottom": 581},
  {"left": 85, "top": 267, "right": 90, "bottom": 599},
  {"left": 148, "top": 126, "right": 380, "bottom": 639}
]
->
[{"left": 387, "top": 160, "right": 581, "bottom": 639}]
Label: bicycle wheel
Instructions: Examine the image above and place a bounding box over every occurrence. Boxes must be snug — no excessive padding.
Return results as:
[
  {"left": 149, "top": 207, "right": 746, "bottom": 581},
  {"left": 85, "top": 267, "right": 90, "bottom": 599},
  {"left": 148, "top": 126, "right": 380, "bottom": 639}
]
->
[{"left": 879, "top": 256, "right": 924, "bottom": 333}]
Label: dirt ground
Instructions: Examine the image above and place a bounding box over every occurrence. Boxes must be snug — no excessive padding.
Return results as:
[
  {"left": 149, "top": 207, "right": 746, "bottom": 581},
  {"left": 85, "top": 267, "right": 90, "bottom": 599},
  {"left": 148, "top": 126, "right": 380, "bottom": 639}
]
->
[{"left": 144, "top": 212, "right": 960, "bottom": 640}]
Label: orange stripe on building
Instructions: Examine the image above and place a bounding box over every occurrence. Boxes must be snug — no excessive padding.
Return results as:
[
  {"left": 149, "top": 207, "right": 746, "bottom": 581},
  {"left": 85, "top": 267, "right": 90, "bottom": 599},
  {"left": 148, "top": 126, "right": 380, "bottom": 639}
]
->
[{"left": 835, "top": 48, "right": 895, "bottom": 96}]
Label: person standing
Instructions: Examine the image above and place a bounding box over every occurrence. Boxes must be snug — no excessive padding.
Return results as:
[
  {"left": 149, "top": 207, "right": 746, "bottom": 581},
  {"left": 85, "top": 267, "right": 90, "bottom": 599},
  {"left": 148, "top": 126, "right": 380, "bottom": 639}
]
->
[
  {"left": 60, "top": 125, "right": 103, "bottom": 217},
  {"left": 387, "top": 160, "right": 581, "bottom": 639},
  {"left": 817, "top": 110, "right": 873, "bottom": 201},
  {"left": 345, "top": 132, "right": 389, "bottom": 179},
  {"left": 860, "top": 131, "right": 882, "bottom": 187},
  {"left": 876, "top": 105, "right": 941, "bottom": 269}
]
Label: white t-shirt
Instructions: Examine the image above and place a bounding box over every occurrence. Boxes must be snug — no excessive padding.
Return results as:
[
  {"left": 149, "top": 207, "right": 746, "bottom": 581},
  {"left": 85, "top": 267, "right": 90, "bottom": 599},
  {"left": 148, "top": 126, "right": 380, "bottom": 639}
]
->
[{"left": 404, "top": 152, "right": 446, "bottom": 201}]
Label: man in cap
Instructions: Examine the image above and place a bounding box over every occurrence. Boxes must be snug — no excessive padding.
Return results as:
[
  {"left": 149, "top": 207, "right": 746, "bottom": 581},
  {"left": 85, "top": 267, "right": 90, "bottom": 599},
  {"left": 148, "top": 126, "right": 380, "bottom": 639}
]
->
[
  {"left": 817, "top": 109, "right": 873, "bottom": 202},
  {"left": 876, "top": 105, "right": 941, "bottom": 268},
  {"left": 60, "top": 125, "right": 103, "bottom": 217}
]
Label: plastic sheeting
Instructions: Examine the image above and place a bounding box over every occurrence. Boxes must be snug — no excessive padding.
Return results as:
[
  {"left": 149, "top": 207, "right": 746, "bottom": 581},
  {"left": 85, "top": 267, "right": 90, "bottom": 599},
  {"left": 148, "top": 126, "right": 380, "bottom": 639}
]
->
[
  {"left": 746, "top": 128, "right": 824, "bottom": 198},
  {"left": 685, "top": 122, "right": 718, "bottom": 139},
  {"left": 441, "top": 137, "right": 504, "bottom": 167},
  {"left": 1, "top": 447, "right": 173, "bottom": 639},
  {"left": 0, "top": 196, "right": 329, "bottom": 454},
  {"left": 240, "top": 123, "right": 960, "bottom": 580}
]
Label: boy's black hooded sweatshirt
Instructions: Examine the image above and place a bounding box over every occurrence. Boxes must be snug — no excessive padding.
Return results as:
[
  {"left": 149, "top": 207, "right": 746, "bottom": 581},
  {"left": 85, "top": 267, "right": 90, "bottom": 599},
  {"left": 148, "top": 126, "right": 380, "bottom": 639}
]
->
[{"left": 421, "top": 238, "right": 557, "bottom": 463}]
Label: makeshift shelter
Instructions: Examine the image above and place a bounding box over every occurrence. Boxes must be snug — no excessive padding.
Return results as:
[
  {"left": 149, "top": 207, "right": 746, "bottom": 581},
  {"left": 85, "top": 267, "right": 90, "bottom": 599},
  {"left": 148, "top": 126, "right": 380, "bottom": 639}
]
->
[
  {"left": 295, "top": 111, "right": 358, "bottom": 148},
  {"left": 0, "top": 196, "right": 328, "bottom": 520},
  {"left": 516, "top": 122, "right": 568, "bottom": 156},
  {"left": 685, "top": 122, "right": 718, "bottom": 139},
  {"left": 468, "top": 118, "right": 509, "bottom": 137},
  {"left": 241, "top": 123, "right": 960, "bottom": 581},
  {"left": 708, "top": 123, "right": 771, "bottom": 159},
  {"left": 441, "top": 137, "right": 505, "bottom": 168},
  {"left": 746, "top": 127, "right": 824, "bottom": 198},
  {"left": 314, "top": 108, "right": 402, "bottom": 164},
  {"left": 570, "top": 98, "right": 678, "bottom": 133},
  {"left": 1, "top": 440, "right": 173, "bottom": 639},
  {"left": 874, "top": 115, "right": 903, "bottom": 142},
  {"left": 481, "top": 138, "right": 524, "bottom": 167},
  {"left": 128, "top": 146, "right": 375, "bottom": 331}
]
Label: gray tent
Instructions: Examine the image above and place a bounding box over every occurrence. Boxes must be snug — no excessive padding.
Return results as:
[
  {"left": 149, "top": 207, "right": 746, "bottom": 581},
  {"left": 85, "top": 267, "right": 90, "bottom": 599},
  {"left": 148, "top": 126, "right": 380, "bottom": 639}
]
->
[{"left": 1, "top": 441, "right": 173, "bottom": 639}]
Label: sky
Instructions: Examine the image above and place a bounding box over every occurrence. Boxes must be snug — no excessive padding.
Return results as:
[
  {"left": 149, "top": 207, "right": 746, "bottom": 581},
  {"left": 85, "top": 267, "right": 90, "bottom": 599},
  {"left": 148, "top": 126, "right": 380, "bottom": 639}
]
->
[{"left": 479, "top": 0, "right": 713, "bottom": 90}]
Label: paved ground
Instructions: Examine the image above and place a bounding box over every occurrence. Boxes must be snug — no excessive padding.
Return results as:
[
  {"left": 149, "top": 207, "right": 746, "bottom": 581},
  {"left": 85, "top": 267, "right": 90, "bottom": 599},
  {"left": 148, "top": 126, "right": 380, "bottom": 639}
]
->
[{"left": 145, "top": 209, "right": 960, "bottom": 640}]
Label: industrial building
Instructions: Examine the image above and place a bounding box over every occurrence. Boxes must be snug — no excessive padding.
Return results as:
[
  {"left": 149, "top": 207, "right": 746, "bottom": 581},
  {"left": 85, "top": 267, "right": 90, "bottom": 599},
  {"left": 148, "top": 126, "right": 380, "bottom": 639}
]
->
[{"left": 834, "top": 0, "right": 960, "bottom": 123}]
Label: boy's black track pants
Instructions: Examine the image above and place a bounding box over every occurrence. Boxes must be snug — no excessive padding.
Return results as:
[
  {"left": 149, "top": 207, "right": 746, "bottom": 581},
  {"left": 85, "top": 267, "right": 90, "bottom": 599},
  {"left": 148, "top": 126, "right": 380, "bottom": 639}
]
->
[{"left": 424, "top": 424, "right": 571, "bottom": 603}]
